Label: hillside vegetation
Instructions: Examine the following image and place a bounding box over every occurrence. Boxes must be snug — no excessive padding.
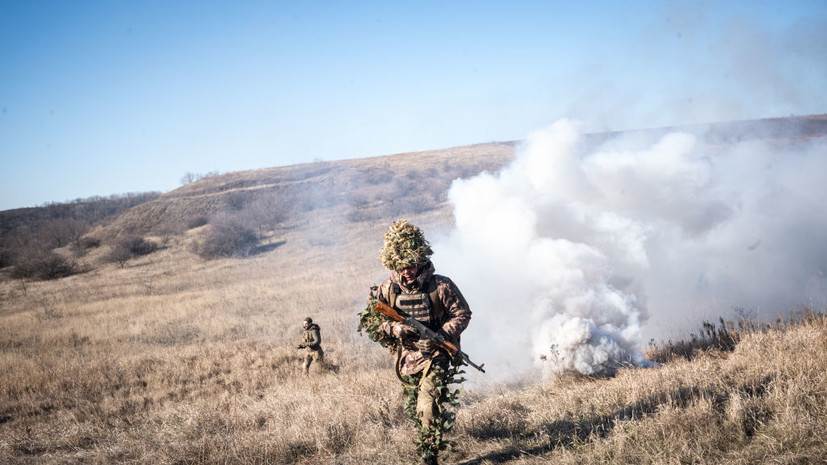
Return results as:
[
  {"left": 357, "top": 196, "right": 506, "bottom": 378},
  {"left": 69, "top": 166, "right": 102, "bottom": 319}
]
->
[{"left": 1, "top": 116, "right": 826, "bottom": 464}]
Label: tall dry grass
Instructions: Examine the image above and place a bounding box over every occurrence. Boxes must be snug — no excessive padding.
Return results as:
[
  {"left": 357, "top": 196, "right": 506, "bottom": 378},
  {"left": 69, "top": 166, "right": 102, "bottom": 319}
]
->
[
  {"left": 452, "top": 310, "right": 827, "bottom": 464},
  {"left": 2, "top": 208, "right": 826, "bottom": 464}
]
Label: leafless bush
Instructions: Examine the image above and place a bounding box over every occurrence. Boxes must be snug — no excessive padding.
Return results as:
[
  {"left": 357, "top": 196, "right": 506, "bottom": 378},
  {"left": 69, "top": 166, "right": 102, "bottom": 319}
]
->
[
  {"left": 121, "top": 235, "right": 157, "bottom": 256},
  {"left": 104, "top": 245, "right": 134, "bottom": 268},
  {"left": 0, "top": 247, "right": 13, "bottom": 268},
  {"left": 393, "top": 178, "right": 419, "bottom": 198},
  {"left": 223, "top": 191, "right": 248, "bottom": 212},
  {"left": 186, "top": 215, "right": 209, "bottom": 229},
  {"left": 237, "top": 193, "right": 289, "bottom": 240},
  {"left": 11, "top": 249, "right": 75, "bottom": 280},
  {"left": 41, "top": 218, "right": 90, "bottom": 248},
  {"left": 74, "top": 236, "right": 101, "bottom": 251},
  {"left": 68, "top": 236, "right": 102, "bottom": 259},
  {"left": 197, "top": 214, "right": 258, "bottom": 259},
  {"left": 102, "top": 235, "right": 158, "bottom": 267},
  {"left": 362, "top": 168, "right": 392, "bottom": 185},
  {"left": 400, "top": 193, "right": 436, "bottom": 214}
]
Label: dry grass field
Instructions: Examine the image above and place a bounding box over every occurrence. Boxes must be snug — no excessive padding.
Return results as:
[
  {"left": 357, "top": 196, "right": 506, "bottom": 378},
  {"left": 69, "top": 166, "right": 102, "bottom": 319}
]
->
[
  {"left": 2, "top": 119, "right": 827, "bottom": 464},
  {"left": 2, "top": 216, "right": 826, "bottom": 465}
]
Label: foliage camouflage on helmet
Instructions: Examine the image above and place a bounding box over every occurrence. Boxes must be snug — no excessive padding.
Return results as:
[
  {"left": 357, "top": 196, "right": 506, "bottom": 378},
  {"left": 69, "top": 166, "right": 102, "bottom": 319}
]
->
[{"left": 380, "top": 219, "right": 433, "bottom": 271}]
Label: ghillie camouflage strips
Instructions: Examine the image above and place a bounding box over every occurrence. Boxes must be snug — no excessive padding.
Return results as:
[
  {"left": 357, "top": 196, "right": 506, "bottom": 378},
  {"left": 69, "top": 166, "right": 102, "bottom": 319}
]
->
[
  {"left": 357, "top": 290, "right": 399, "bottom": 353},
  {"left": 358, "top": 290, "right": 466, "bottom": 461},
  {"left": 401, "top": 363, "right": 465, "bottom": 460},
  {"left": 380, "top": 219, "right": 434, "bottom": 271}
]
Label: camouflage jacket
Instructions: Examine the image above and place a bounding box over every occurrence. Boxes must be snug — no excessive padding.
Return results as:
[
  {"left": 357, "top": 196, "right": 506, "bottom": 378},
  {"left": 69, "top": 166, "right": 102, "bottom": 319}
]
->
[
  {"left": 377, "top": 261, "right": 471, "bottom": 375},
  {"left": 301, "top": 324, "right": 323, "bottom": 353}
]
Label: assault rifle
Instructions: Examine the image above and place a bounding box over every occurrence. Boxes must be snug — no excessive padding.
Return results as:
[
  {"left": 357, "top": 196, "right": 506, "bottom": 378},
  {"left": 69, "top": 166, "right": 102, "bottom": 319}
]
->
[{"left": 373, "top": 300, "right": 486, "bottom": 373}]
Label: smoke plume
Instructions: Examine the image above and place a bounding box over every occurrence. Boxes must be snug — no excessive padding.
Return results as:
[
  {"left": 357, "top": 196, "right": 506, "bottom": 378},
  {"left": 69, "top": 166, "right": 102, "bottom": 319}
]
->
[{"left": 433, "top": 118, "right": 827, "bottom": 382}]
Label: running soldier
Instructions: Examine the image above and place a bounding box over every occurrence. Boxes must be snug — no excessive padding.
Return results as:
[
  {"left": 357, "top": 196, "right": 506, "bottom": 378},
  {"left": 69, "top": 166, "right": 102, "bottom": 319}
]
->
[
  {"left": 298, "top": 317, "right": 324, "bottom": 374},
  {"left": 359, "top": 220, "right": 472, "bottom": 465}
]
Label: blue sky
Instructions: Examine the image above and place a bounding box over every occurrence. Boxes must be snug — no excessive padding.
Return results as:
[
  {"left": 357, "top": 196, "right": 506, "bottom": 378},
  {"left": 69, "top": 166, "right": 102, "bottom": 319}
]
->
[{"left": 1, "top": 0, "right": 825, "bottom": 211}]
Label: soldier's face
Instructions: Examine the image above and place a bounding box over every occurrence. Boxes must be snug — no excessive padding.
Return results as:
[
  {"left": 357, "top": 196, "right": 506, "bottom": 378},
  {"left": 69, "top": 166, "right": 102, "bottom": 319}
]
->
[
  {"left": 399, "top": 266, "right": 419, "bottom": 282},
  {"left": 303, "top": 321, "right": 310, "bottom": 329}
]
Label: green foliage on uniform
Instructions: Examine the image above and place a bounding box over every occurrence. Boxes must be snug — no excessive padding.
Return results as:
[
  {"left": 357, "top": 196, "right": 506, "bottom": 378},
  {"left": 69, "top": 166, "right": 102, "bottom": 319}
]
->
[
  {"left": 357, "top": 290, "right": 399, "bottom": 353},
  {"left": 379, "top": 219, "right": 433, "bottom": 271},
  {"left": 358, "top": 284, "right": 467, "bottom": 461},
  {"left": 401, "top": 363, "right": 466, "bottom": 461}
]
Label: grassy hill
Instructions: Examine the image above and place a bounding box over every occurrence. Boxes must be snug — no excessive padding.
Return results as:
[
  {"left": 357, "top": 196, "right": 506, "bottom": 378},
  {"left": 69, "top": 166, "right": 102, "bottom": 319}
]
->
[{"left": 1, "top": 115, "right": 826, "bottom": 464}]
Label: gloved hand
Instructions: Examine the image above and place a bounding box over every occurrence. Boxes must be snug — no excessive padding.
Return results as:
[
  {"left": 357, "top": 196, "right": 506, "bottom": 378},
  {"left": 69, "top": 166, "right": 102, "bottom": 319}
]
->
[
  {"left": 392, "top": 322, "right": 417, "bottom": 339},
  {"left": 415, "top": 338, "right": 436, "bottom": 355}
]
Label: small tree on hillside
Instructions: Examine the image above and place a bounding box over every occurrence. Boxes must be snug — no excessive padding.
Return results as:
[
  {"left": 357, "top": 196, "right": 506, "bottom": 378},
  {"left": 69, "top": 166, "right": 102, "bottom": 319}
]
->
[{"left": 180, "top": 172, "right": 197, "bottom": 185}]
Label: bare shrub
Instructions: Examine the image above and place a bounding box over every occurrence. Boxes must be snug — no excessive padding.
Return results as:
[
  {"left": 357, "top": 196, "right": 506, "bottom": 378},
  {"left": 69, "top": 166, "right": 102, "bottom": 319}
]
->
[
  {"left": 41, "top": 218, "right": 90, "bottom": 249},
  {"left": 104, "top": 246, "right": 133, "bottom": 268},
  {"left": 400, "top": 193, "right": 436, "bottom": 214},
  {"left": 0, "top": 247, "right": 13, "bottom": 268},
  {"left": 366, "top": 171, "right": 390, "bottom": 185},
  {"left": 238, "top": 193, "right": 289, "bottom": 240},
  {"left": 186, "top": 215, "right": 209, "bottom": 229},
  {"left": 11, "top": 249, "right": 75, "bottom": 280},
  {"left": 224, "top": 191, "right": 248, "bottom": 212},
  {"left": 119, "top": 235, "right": 157, "bottom": 256},
  {"left": 102, "top": 235, "right": 158, "bottom": 267},
  {"left": 73, "top": 236, "right": 101, "bottom": 252},
  {"left": 393, "top": 178, "right": 419, "bottom": 198},
  {"left": 197, "top": 214, "right": 258, "bottom": 259}
]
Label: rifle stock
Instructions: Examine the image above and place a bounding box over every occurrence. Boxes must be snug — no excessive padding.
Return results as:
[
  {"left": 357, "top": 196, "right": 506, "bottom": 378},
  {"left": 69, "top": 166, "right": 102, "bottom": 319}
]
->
[{"left": 374, "top": 300, "right": 485, "bottom": 373}]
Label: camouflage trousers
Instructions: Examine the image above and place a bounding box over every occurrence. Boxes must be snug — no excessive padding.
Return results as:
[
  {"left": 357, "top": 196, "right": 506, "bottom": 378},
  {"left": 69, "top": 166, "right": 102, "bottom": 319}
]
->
[
  {"left": 302, "top": 348, "right": 324, "bottom": 373},
  {"left": 401, "top": 361, "right": 458, "bottom": 463},
  {"left": 416, "top": 366, "right": 441, "bottom": 428}
]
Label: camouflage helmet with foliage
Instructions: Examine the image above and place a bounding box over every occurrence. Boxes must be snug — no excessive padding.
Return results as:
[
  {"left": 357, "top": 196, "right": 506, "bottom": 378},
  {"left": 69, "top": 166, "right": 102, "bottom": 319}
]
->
[{"left": 380, "top": 219, "right": 433, "bottom": 271}]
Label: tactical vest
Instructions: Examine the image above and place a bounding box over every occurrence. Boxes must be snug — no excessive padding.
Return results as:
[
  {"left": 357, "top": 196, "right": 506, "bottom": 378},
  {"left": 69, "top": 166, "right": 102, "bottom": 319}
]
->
[{"left": 388, "top": 279, "right": 443, "bottom": 331}]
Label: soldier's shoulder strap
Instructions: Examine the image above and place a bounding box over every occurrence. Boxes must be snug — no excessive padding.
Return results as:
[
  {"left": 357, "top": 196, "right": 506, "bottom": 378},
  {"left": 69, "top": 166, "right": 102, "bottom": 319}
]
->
[{"left": 389, "top": 283, "right": 401, "bottom": 309}]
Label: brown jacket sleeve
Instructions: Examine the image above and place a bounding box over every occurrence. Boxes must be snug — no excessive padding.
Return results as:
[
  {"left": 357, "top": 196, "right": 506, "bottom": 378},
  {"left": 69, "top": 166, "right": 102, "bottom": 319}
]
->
[{"left": 434, "top": 275, "right": 471, "bottom": 342}]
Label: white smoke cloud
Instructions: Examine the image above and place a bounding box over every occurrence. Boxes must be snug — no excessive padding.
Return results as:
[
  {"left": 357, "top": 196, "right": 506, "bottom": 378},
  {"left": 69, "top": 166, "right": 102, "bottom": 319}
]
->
[{"left": 433, "top": 118, "right": 827, "bottom": 382}]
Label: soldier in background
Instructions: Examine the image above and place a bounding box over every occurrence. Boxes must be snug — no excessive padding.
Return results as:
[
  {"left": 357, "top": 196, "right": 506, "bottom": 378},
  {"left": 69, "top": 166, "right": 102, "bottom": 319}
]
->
[
  {"left": 298, "top": 317, "right": 324, "bottom": 374},
  {"left": 368, "top": 219, "right": 472, "bottom": 465}
]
